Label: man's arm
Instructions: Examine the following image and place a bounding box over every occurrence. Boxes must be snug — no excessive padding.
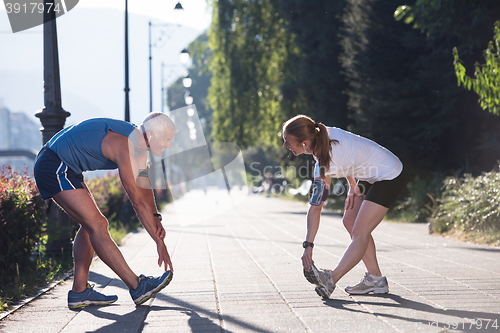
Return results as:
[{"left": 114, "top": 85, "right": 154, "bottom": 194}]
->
[{"left": 102, "top": 132, "right": 172, "bottom": 271}]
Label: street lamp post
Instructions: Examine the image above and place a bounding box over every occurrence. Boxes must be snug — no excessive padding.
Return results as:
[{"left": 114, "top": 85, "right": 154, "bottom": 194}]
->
[
  {"left": 179, "top": 48, "right": 190, "bottom": 65},
  {"left": 124, "top": 0, "right": 130, "bottom": 122},
  {"left": 35, "top": 1, "right": 72, "bottom": 255},
  {"left": 148, "top": 2, "right": 185, "bottom": 114},
  {"left": 148, "top": 2, "right": 187, "bottom": 201},
  {"left": 149, "top": 20, "right": 154, "bottom": 114},
  {"left": 36, "top": 3, "right": 70, "bottom": 143},
  {"left": 161, "top": 62, "right": 165, "bottom": 114},
  {"left": 160, "top": 62, "right": 173, "bottom": 114},
  {"left": 182, "top": 74, "right": 192, "bottom": 88},
  {"left": 148, "top": 2, "right": 184, "bottom": 195}
]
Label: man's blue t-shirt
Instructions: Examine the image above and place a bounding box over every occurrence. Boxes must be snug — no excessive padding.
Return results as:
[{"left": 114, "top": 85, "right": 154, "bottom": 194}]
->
[{"left": 47, "top": 118, "right": 137, "bottom": 174}]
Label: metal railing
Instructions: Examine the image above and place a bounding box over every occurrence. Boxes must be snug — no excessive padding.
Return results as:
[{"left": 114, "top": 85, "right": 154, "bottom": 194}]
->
[{"left": 0, "top": 149, "right": 38, "bottom": 161}]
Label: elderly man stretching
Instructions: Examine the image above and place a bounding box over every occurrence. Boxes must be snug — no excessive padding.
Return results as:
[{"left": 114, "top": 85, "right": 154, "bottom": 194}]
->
[{"left": 34, "top": 112, "right": 175, "bottom": 308}]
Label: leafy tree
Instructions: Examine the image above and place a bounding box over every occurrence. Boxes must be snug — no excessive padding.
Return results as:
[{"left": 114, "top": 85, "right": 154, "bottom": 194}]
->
[
  {"left": 395, "top": 1, "right": 500, "bottom": 118},
  {"left": 206, "top": 0, "right": 353, "bottom": 178},
  {"left": 167, "top": 33, "right": 214, "bottom": 139},
  {"left": 271, "top": 0, "right": 350, "bottom": 129},
  {"left": 394, "top": 0, "right": 500, "bottom": 52},
  {"left": 342, "top": 0, "right": 500, "bottom": 172},
  {"left": 207, "top": 0, "right": 295, "bottom": 148},
  {"left": 341, "top": 0, "right": 454, "bottom": 170},
  {"left": 204, "top": 0, "right": 500, "bottom": 175},
  {"left": 453, "top": 21, "right": 500, "bottom": 116}
]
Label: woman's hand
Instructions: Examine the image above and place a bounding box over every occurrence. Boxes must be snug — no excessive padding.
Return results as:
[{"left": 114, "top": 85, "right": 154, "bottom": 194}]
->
[
  {"left": 345, "top": 184, "right": 363, "bottom": 210},
  {"left": 301, "top": 247, "right": 314, "bottom": 271}
]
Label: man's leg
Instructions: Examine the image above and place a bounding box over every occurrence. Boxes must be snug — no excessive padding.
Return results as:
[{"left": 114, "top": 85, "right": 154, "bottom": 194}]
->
[
  {"left": 52, "top": 188, "right": 139, "bottom": 290},
  {"left": 72, "top": 226, "right": 94, "bottom": 293},
  {"left": 342, "top": 195, "right": 382, "bottom": 276}
]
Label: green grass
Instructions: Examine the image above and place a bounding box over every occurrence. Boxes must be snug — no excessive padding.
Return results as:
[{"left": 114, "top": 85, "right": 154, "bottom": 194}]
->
[
  {"left": 109, "top": 227, "right": 130, "bottom": 246},
  {"left": 440, "top": 229, "right": 500, "bottom": 247},
  {"left": 0, "top": 219, "right": 142, "bottom": 314},
  {"left": 430, "top": 169, "right": 500, "bottom": 237},
  {"left": 0, "top": 255, "right": 73, "bottom": 313},
  {"left": 274, "top": 177, "right": 500, "bottom": 248},
  {"left": 109, "top": 218, "right": 142, "bottom": 246}
]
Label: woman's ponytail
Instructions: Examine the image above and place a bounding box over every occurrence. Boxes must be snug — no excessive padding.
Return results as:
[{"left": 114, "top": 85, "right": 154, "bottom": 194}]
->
[
  {"left": 282, "top": 115, "right": 338, "bottom": 179},
  {"left": 313, "top": 122, "right": 335, "bottom": 179}
]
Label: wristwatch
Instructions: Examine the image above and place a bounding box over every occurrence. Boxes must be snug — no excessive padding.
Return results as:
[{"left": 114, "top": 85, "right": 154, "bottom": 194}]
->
[
  {"left": 302, "top": 241, "right": 314, "bottom": 249},
  {"left": 153, "top": 213, "right": 162, "bottom": 221}
]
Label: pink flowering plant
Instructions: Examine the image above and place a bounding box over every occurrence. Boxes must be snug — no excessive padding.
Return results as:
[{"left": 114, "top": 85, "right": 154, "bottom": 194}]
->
[
  {"left": 85, "top": 173, "right": 140, "bottom": 245},
  {"left": 0, "top": 166, "right": 45, "bottom": 272},
  {"left": 0, "top": 165, "right": 47, "bottom": 309}
]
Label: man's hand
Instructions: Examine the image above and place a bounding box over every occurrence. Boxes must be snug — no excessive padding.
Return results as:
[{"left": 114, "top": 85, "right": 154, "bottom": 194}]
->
[
  {"left": 301, "top": 247, "right": 314, "bottom": 271},
  {"left": 157, "top": 241, "right": 173, "bottom": 272},
  {"left": 156, "top": 219, "right": 166, "bottom": 240}
]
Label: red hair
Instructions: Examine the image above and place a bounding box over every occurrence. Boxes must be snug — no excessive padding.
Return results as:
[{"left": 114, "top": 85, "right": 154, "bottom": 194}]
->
[{"left": 282, "top": 115, "right": 338, "bottom": 179}]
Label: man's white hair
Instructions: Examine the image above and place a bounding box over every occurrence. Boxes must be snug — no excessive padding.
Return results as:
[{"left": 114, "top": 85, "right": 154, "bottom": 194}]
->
[{"left": 142, "top": 112, "right": 177, "bottom": 134}]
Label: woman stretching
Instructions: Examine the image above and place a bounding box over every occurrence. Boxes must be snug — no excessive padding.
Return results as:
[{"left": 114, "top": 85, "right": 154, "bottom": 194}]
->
[{"left": 282, "top": 115, "right": 405, "bottom": 299}]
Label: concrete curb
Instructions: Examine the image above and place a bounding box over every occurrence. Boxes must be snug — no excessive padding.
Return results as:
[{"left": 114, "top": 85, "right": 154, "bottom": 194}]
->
[
  {"left": 0, "top": 272, "right": 72, "bottom": 321},
  {"left": 0, "top": 226, "right": 137, "bottom": 321}
]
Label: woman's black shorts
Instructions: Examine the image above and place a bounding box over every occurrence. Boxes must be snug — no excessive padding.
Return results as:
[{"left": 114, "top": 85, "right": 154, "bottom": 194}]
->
[{"left": 357, "top": 170, "right": 405, "bottom": 208}]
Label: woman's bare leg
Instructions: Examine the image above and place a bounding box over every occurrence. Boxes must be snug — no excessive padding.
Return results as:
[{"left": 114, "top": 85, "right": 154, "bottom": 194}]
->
[
  {"left": 342, "top": 195, "right": 382, "bottom": 277},
  {"left": 331, "top": 200, "right": 388, "bottom": 284}
]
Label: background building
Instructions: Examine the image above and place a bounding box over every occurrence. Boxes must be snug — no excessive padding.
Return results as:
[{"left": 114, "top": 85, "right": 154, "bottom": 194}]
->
[{"left": 0, "top": 103, "right": 42, "bottom": 173}]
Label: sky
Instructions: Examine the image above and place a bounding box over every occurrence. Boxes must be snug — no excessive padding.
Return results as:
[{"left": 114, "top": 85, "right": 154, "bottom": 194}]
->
[
  {"left": 0, "top": 0, "right": 213, "bottom": 131},
  {"left": 76, "top": 0, "right": 212, "bottom": 32}
]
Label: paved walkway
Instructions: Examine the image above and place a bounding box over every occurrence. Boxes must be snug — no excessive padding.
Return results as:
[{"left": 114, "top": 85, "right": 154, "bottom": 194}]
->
[{"left": 1, "top": 194, "right": 500, "bottom": 332}]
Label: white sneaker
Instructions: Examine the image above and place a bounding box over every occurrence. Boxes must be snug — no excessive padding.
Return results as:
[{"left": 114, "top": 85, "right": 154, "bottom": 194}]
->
[
  {"left": 345, "top": 272, "right": 389, "bottom": 295},
  {"left": 304, "top": 264, "right": 335, "bottom": 299}
]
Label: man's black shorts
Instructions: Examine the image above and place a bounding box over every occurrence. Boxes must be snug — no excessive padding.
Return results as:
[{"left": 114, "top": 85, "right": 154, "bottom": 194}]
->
[{"left": 34, "top": 146, "right": 84, "bottom": 200}]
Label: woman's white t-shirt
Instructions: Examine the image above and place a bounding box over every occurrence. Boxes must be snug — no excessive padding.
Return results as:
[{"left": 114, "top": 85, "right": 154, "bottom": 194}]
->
[{"left": 314, "top": 127, "right": 403, "bottom": 184}]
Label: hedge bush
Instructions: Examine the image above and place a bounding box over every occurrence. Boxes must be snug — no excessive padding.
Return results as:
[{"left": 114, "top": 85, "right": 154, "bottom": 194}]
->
[
  {"left": 0, "top": 169, "right": 167, "bottom": 311},
  {"left": 0, "top": 166, "right": 46, "bottom": 288},
  {"left": 430, "top": 165, "right": 500, "bottom": 237},
  {"left": 85, "top": 173, "right": 140, "bottom": 244},
  {"left": 388, "top": 172, "right": 446, "bottom": 223}
]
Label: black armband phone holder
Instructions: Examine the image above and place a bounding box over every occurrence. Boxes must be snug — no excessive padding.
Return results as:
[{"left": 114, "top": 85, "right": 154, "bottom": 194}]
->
[{"left": 309, "top": 180, "right": 328, "bottom": 206}]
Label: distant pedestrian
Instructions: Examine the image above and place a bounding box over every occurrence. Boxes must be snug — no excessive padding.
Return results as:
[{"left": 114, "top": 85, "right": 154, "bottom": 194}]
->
[
  {"left": 34, "top": 113, "right": 175, "bottom": 308},
  {"left": 282, "top": 114, "right": 405, "bottom": 299}
]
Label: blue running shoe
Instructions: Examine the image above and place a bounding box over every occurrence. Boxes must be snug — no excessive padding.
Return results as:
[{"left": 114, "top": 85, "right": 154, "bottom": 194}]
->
[
  {"left": 67, "top": 283, "right": 118, "bottom": 309},
  {"left": 129, "top": 271, "right": 173, "bottom": 306}
]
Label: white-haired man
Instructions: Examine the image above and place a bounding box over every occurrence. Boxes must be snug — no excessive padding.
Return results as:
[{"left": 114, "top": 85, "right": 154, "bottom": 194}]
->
[{"left": 34, "top": 112, "right": 176, "bottom": 308}]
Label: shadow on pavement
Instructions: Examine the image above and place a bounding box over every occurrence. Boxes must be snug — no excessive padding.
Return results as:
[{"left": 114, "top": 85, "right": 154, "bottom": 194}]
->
[
  {"left": 168, "top": 228, "right": 311, "bottom": 248},
  {"left": 155, "top": 293, "right": 274, "bottom": 333},
  {"left": 81, "top": 306, "right": 148, "bottom": 333},
  {"left": 76, "top": 304, "right": 230, "bottom": 333},
  {"left": 455, "top": 246, "right": 500, "bottom": 253},
  {"left": 146, "top": 306, "right": 231, "bottom": 333},
  {"left": 71, "top": 293, "right": 275, "bottom": 333},
  {"left": 278, "top": 211, "right": 343, "bottom": 217},
  {"left": 87, "top": 272, "right": 122, "bottom": 290},
  {"left": 323, "top": 293, "right": 500, "bottom": 332}
]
